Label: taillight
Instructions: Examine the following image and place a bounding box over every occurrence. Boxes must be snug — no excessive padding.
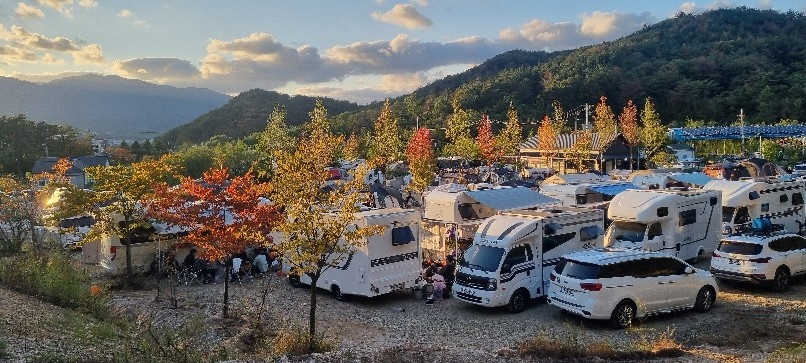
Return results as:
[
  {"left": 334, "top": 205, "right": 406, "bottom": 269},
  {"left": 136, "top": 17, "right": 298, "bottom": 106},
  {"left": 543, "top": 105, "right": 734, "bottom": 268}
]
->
[
  {"left": 748, "top": 257, "right": 771, "bottom": 263},
  {"left": 712, "top": 251, "right": 721, "bottom": 258},
  {"left": 549, "top": 273, "right": 556, "bottom": 281},
  {"left": 110, "top": 246, "right": 117, "bottom": 261},
  {"left": 580, "top": 282, "right": 603, "bottom": 291}
]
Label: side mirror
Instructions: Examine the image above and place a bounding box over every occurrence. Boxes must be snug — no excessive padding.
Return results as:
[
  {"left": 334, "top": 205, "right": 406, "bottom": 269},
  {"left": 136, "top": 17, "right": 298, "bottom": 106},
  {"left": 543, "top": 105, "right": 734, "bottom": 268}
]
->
[
  {"left": 501, "top": 264, "right": 512, "bottom": 274},
  {"left": 685, "top": 266, "right": 695, "bottom": 274}
]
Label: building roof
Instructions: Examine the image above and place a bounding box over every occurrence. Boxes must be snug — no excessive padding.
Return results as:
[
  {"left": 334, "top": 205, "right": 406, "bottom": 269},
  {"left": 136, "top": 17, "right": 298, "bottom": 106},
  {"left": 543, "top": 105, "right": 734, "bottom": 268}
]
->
[
  {"left": 520, "top": 132, "right": 619, "bottom": 152},
  {"left": 31, "top": 155, "right": 110, "bottom": 174}
]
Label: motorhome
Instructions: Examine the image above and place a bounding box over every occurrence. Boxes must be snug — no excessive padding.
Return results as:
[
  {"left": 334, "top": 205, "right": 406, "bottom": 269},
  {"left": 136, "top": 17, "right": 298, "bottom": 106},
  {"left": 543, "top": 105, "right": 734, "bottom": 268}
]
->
[
  {"left": 421, "top": 184, "right": 558, "bottom": 260},
  {"left": 539, "top": 180, "right": 638, "bottom": 207},
  {"left": 605, "top": 188, "right": 722, "bottom": 262},
  {"left": 452, "top": 207, "right": 605, "bottom": 313},
  {"left": 286, "top": 208, "right": 422, "bottom": 300},
  {"left": 703, "top": 178, "right": 805, "bottom": 235}
]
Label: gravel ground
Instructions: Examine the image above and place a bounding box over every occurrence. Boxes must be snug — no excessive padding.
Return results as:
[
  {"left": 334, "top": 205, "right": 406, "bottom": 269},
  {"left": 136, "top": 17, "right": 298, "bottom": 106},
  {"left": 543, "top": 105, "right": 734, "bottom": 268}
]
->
[{"left": 1, "top": 257, "right": 805, "bottom": 362}]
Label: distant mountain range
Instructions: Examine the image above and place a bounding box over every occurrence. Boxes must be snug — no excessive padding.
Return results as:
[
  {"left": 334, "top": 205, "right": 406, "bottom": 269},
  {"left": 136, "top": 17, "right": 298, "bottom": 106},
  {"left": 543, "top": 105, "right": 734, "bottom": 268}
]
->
[{"left": 0, "top": 74, "right": 231, "bottom": 140}]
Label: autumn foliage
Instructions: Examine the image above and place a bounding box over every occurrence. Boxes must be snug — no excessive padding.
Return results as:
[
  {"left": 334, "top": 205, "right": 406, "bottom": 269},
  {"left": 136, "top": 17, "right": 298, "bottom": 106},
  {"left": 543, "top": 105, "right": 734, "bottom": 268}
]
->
[
  {"left": 406, "top": 128, "right": 436, "bottom": 193},
  {"left": 476, "top": 114, "right": 503, "bottom": 165},
  {"left": 537, "top": 115, "right": 559, "bottom": 166}
]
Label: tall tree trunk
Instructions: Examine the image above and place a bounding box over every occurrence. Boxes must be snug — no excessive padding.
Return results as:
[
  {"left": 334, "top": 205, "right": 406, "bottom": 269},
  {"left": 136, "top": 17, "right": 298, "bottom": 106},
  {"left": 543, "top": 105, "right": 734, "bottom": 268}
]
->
[
  {"left": 629, "top": 146, "right": 634, "bottom": 171},
  {"left": 309, "top": 274, "right": 319, "bottom": 351},
  {"left": 124, "top": 233, "right": 133, "bottom": 288},
  {"left": 224, "top": 265, "right": 230, "bottom": 318}
]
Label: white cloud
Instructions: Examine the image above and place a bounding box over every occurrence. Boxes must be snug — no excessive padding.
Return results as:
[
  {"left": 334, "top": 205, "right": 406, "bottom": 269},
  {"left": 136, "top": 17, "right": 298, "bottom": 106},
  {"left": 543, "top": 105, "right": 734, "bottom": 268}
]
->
[
  {"left": 0, "top": 25, "right": 104, "bottom": 64},
  {"left": 117, "top": 9, "right": 132, "bottom": 18},
  {"left": 0, "top": 45, "right": 38, "bottom": 62},
  {"left": 72, "top": 43, "right": 104, "bottom": 64},
  {"left": 12, "top": 71, "right": 93, "bottom": 83},
  {"left": 79, "top": 0, "right": 97, "bottom": 8},
  {"left": 679, "top": 2, "right": 698, "bottom": 14},
  {"left": 580, "top": 11, "right": 653, "bottom": 39},
  {"left": 757, "top": 0, "right": 772, "bottom": 9},
  {"left": 112, "top": 58, "right": 200, "bottom": 81},
  {"left": 371, "top": 4, "right": 433, "bottom": 29},
  {"left": 15, "top": 3, "right": 45, "bottom": 19},
  {"left": 500, "top": 11, "right": 653, "bottom": 49},
  {"left": 35, "top": 0, "right": 74, "bottom": 17},
  {"left": 412, "top": 0, "right": 429, "bottom": 6}
]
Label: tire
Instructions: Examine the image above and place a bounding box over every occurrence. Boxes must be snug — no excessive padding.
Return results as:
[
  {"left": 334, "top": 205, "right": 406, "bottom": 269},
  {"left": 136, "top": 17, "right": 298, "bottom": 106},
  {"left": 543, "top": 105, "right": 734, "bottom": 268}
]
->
[
  {"left": 773, "top": 267, "right": 791, "bottom": 293},
  {"left": 610, "top": 300, "right": 636, "bottom": 329},
  {"left": 507, "top": 289, "right": 529, "bottom": 314},
  {"left": 332, "top": 285, "right": 346, "bottom": 301},
  {"left": 694, "top": 286, "right": 715, "bottom": 312},
  {"left": 288, "top": 273, "right": 302, "bottom": 288}
]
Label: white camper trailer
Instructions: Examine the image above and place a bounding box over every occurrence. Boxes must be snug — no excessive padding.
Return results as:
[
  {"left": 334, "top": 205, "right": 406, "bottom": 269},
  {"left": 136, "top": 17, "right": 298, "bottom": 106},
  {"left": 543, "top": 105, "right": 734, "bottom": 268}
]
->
[
  {"left": 452, "top": 207, "right": 605, "bottom": 313},
  {"left": 286, "top": 208, "right": 422, "bottom": 300},
  {"left": 539, "top": 181, "right": 638, "bottom": 207},
  {"left": 605, "top": 188, "right": 722, "bottom": 262},
  {"left": 421, "top": 185, "right": 558, "bottom": 260},
  {"left": 703, "top": 178, "right": 805, "bottom": 235}
]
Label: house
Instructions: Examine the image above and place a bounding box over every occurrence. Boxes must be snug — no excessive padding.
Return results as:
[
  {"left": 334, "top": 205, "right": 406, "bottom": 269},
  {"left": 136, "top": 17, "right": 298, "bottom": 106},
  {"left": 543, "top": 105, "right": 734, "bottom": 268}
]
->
[
  {"left": 31, "top": 156, "right": 110, "bottom": 188},
  {"left": 519, "top": 132, "right": 643, "bottom": 173},
  {"left": 668, "top": 143, "right": 695, "bottom": 161}
]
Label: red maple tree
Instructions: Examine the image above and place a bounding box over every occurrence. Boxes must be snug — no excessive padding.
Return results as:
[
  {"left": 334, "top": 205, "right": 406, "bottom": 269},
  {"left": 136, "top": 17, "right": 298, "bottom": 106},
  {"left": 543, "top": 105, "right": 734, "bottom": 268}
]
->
[
  {"left": 406, "top": 128, "right": 436, "bottom": 193},
  {"left": 476, "top": 114, "right": 502, "bottom": 165}
]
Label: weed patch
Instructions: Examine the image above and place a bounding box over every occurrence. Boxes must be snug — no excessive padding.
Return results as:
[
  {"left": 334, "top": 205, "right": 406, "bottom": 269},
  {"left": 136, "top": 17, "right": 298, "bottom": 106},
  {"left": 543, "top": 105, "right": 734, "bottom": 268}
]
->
[
  {"left": 504, "top": 327, "right": 683, "bottom": 360},
  {"left": 271, "top": 324, "right": 336, "bottom": 357}
]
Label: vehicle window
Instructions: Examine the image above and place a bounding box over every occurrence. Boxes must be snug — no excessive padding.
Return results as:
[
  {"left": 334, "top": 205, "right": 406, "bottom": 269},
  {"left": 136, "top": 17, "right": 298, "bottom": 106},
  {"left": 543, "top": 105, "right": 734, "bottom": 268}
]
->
[
  {"left": 718, "top": 240, "right": 763, "bottom": 255},
  {"left": 576, "top": 194, "right": 588, "bottom": 205},
  {"left": 780, "top": 194, "right": 789, "bottom": 203},
  {"left": 459, "top": 245, "right": 505, "bottom": 272},
  {"left": 790, "top": 236, "right": 806, "bottom": 250},
  {"left": 650, "top": 258, "right": 688, "bottom": 276},
  {"left": 761, "top": 203, "right": 770, "bottom": 213},
  {"left": 749, "top": 191, "right": 760, "bottom": 200},
  {"left": 768, "top": 238, "right": 788, "bottom": 252},
  {"left": 503, "top": 245, "right": 529, "bottom": 266},
  {"left": 610, "top": 221, "right": 647, "bottom": 243},
  {"left": 734, "top": 207, "right": 750, "bottom": 224},
  {"left": 793, "top": 192, "right": 804, "bottom": 206},
  {"left": 647, "top": 222, "right": 663, "bottom": 240},
  {"left": 554, "top": 259, "right": 600, "bottom": 279},
  {"left": 543, "top": 232, "right": 577, "bottom": 254},
  {"left": 580, "top": 225, "right": 603, "bottom": 241},
  {"left": 722, "top": 207, "right": 735, "bottom": 223},
  {"left": 525, "top": 246, "right": 534, "bottom": 261},
  {"left": 598, "top": 262, "right": 629, "bottom": 279},
  {"left": 391, "top": 226, "right": 415, "bottom": 246},
  {"left": 679, "top": 209, "right": 697, "bottom": 226},
  {"left": 623, "top": 259, "right": 657, "bottom": 278}
]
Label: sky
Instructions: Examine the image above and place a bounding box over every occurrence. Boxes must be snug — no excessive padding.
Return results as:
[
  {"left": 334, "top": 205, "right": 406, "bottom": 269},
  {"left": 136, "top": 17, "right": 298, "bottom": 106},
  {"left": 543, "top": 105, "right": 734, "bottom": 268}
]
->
[{"left": 1, "top": 1, "right": 805, "bottom": 105}]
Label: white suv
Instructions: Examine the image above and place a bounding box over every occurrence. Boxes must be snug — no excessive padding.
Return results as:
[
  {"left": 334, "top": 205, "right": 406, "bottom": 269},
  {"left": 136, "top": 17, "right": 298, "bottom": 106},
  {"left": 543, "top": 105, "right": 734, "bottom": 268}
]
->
[
  {"left": 711, "top": 233, "right": 806, "bottom": 292},
  {"left": 548, "top": 247, "right": 718, "bottom": 329}
]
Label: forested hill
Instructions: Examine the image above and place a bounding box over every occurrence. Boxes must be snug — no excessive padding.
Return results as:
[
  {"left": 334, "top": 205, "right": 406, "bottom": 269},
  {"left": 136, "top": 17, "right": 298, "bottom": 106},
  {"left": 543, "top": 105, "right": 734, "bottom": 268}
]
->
[
  {"left": 157, "top": 89, "right": 360, "bottom": 146},
  {"left": 331, "top": 7, "right": 806, "bottom": 134}
]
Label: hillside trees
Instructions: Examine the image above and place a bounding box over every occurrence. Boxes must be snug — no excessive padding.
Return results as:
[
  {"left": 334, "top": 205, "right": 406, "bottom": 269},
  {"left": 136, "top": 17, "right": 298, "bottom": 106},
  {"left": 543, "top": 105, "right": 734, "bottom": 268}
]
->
[
  {"left": 270, "top": 100, "right": 382, "bottom": 350},
  {"left": 150, "top": 167, "right": 278, "bottom": 317}
]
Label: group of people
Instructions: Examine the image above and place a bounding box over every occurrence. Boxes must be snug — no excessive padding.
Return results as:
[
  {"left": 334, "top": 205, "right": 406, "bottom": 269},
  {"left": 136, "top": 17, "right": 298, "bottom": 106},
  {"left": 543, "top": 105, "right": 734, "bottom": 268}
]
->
[
  {"left": 156, "top": 246, "right": 283, "bottom": 284},
  {"left": 421, "top": 255, "right": 456, "bottom": 304}
]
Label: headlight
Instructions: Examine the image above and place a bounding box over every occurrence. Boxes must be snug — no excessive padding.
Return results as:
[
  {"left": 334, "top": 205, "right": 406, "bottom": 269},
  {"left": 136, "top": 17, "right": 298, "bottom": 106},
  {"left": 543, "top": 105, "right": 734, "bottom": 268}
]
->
[{"left": 485, "top": 278, "right": 497, "bottom": 291}]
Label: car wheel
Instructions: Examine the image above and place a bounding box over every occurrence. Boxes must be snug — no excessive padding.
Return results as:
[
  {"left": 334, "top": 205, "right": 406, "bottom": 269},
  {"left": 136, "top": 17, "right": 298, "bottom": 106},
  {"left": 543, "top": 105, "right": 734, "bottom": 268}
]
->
[
  {"left": 694, "top": 286, "right": 715, "bottom": 312},
  {"left": 610, "top": 300, "right": 635, "bottom": 329},
  {"left": 332, "top": 285, "right": 346, "bottom": 301},
  {"left": 288, "top": 273, "right": 302, "bottom": 288},
  {"left": 773, "top": 267, "right": 790, "bottom": 292},
  {"left": 507, "top": 289, "right": 529, "bottom": 314}
]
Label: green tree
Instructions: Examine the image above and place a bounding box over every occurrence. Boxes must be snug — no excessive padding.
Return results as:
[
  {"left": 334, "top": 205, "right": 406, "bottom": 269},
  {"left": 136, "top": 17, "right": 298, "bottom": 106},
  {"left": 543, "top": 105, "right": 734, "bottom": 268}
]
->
[
  {"left": 367, "top": 99, "right": 404, "bottom": 164},
  {"left": 270, "top": 102, "right": 382, "bottom": 351},
  {"left": 498, "top": 103, "right": 523, "bottom": 156},
  {"left": 256, "top": 103, "right": 296, "bottom": 178},
  {"left": 639, "top": 98, "right": 671, "bottom": 167},
  {"left": 212, "top": 140, "right": 259, "bottom": 177},
  {"left": 443, "top": 99, "right": 478, "bottom": 159},
  {"left": 165, "top": 145, "right": 215, "bottom": 178},
  {"left": 593, "top": 96, "right": 617, "bottom": 143}
]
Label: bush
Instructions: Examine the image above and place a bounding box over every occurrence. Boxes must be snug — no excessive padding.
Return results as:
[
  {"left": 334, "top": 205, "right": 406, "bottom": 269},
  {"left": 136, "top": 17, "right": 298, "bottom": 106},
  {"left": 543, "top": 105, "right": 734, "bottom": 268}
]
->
[
  {"left": 115, "top": 314, "right": 229, "bottom": 363},
  {"left": 271, "top": 324, "right": 335, "bottom": 357},
  {"left": 0, "top": 251, "right": 109, "bottom": 319}
]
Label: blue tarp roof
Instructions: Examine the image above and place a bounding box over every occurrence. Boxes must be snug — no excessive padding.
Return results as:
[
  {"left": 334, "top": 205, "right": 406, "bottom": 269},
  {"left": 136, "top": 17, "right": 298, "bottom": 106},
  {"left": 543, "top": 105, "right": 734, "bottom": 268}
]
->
[
  {"left": 587, "top": 183, "right": 639, "bottom": 196},
  {"left": 669, "top": 172, "right": 714, "bottom": 186}
]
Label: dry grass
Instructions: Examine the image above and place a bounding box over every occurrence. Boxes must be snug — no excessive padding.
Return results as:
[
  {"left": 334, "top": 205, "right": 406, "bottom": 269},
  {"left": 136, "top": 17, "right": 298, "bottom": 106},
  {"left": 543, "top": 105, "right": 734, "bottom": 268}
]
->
[
  {"left": 504, "top": 328, "right": 684, "bottom": 360},
  {"left": 270, "top": 324, "right": 336, "bottom": 357}
]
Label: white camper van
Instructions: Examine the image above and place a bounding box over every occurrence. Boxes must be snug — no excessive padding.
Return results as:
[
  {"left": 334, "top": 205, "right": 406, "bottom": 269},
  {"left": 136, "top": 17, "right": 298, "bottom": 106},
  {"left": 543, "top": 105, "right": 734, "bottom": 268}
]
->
[
  {"left": 703, "top": 178, "right": 805, "bottom": 235},
  {"left": 287, "top": 208, "right": 421, "bottom": 300},
  {"left": 452, "top": 207, "right": 605, "bottom": 313},
  {"left": 539, "top": 180, "right": 638, "bottom": 207},
  {"left": 605, "top": 188, "right": 722, "bottom": 262}
]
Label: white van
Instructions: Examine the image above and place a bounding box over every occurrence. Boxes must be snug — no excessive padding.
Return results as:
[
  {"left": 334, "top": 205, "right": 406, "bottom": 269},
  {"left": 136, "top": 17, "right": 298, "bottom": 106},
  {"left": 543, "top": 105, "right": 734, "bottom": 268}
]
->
[
  {"left": 286, "top": 208, "right": 421, "bottom": 300},
  {"left": 703, "top": 178, "right": 805, "bottom": 235},
  {"left": 452, "top": 207, "right": 605, "bottom": 313},
  {"left": 539, "top": 180, "right": 638, "bottom": 207},
  {"left": 605, "top": 188, "right": 722, "bottom": 262}
]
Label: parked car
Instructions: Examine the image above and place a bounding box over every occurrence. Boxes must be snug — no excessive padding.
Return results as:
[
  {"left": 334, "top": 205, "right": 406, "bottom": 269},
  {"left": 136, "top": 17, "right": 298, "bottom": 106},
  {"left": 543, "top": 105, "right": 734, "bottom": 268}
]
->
[
  {"left": 711, "top": 231, "right": 806, "bottom": 292},
  {"left": 548, "top": 247, "right": 718, "bottom": 329}
]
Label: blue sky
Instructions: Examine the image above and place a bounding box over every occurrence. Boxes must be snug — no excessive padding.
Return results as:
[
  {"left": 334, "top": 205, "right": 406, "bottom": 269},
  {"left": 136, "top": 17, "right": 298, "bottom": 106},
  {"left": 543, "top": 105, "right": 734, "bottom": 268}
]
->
[{"left": 1, "top": 0, "right": 804, "bottom": 104}]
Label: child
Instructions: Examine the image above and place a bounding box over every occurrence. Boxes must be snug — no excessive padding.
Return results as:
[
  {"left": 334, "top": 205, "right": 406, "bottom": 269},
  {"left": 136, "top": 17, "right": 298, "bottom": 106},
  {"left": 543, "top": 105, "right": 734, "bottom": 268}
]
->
[{"left": 431, "top": 273, "right": 447, "bottom": 302}]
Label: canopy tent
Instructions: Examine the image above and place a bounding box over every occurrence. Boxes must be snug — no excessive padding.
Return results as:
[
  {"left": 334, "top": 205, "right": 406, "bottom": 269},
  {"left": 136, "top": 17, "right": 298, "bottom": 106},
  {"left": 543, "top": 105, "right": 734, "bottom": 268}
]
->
[
  {"left": 465, "top": 187, "right": 558, "bottom": 211},
  {"left": 669, "top": 172, "right": 714, "bottom": 187},
  {"left": 586, "top": 183, "right": 640, "bottom": 196}
]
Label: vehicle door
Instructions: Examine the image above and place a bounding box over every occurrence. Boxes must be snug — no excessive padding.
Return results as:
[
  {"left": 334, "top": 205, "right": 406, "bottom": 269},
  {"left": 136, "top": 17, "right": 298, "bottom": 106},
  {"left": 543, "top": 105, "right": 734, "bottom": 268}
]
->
[
  {"left": 676, "top": 205, "right": 702, "bottom": 258},
  {"left": 650, "top": 257, "right": 695, "bottom": 309},
  {"left": 500, "top": 245, "right": 535, "bottom": 291},
  {"left": 644, "top": 222, "right": 664, "bottom": 251},
  {"left": 783, "top": 236, "right": 806, "bottom": 275},
  {"left": 768, "top": 237, "right": 797, "bottom": 273},
  {"left": 625, "top": 258, "right": 668, "bottom": 314}
]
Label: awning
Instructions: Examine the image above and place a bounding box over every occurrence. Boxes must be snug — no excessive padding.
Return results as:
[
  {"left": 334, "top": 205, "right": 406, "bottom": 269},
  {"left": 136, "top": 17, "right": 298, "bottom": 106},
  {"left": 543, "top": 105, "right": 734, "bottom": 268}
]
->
[
  {"left": 587, "top": 183, "right": 639, "bottom": 196},
  {"left": 669, "top": 172, "right": 714, "bottom": 186},
  {"left": 465, "top": 187, "right": 558, "bottom": 211}
]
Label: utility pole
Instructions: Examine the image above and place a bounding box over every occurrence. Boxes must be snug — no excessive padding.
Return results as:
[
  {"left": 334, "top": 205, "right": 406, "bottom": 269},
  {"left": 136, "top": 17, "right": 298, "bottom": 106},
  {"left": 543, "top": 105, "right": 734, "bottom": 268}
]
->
[
  {"left": 739, "top": 109, "right": 745, "bottom": 157},
  {"left": 584, "top": 103, "right": 590, "bottom": 130}
]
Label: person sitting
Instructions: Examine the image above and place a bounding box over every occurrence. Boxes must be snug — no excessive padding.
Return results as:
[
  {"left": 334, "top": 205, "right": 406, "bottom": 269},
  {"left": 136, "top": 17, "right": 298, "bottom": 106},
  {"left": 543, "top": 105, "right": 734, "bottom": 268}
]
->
[
  {"left": 183, "top": 248, "right": 198, "bottom": 270},
  {"left": 439, "top": 255, "right": 457, "bottom": 299},
  {"left": 201, "top": 259, "right": 218, "bottom": 284},
  {"left": 268, "top": 251, "right": 282, "bottom": 273},
  {"left": 252, "top": 248, "right": 269, "bottom": 276},
  {"left": 230, "top": 254, "right": 243, "bottom": 282}
]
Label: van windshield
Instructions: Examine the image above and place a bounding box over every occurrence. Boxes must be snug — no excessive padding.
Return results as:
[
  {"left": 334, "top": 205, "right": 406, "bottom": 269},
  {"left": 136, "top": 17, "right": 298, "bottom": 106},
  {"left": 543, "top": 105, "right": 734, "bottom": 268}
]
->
[
  {"left": 610, "top": 221, "right": 647, "bottom": 243},
  {"left": 459, "top": 244, "right": 505, "bottom": 272}
]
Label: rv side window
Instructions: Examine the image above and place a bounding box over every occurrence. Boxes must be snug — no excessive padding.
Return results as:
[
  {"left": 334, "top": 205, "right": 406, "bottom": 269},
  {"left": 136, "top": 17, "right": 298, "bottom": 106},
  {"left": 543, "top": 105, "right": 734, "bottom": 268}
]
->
[
  {"left": 780, "top": 194, "right": 789, "bottom": 203},
  {"left": 576, "top": 194, "right": 588, "bottom": 205},
  {"left": 657, "top": 207, "right": 668, "bottom": 217},
  {"left": 793, "top": 192, "right": 804, "bottom": 206},
  {"left": 679, "top": 209, "right": 696, "bottom": 227},
  {"left": 580, "top": 225, "right": 603, "bottom": 241},
  {"left": 503, "top": 245, "right": 530, "bottom": 266},
  {"left": 391, "top": 226, "right": 415, "bottom": 246},
  {"left": 458, "top": 204, "right": 479, "bottom": 220},
  {"left": 761, "top": 203, "right": 770, "bottom": 213},
  {"left": 749, "top": 191, "right": 760, "bottom": 200},
  {"left": 543, "top": 232, "right": 577, "bottom": 254}
]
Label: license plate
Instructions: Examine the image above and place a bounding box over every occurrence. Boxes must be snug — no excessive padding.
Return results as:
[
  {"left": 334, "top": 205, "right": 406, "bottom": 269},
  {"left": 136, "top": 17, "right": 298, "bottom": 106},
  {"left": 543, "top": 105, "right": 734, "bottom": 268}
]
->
[
  {"left": 460, "top": 288, "right": 476, "bottom": 296},
  {"left": 560, "top": 286, "right": 575, "bottom": 296},
  {"left": 389, "top": 282, "right": 405, "bottom": 291},
  {"left": 728, "top": 259, "right": 741, "bottom": 265}
]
